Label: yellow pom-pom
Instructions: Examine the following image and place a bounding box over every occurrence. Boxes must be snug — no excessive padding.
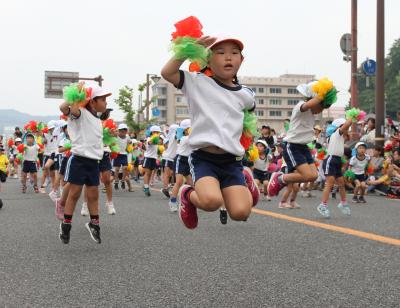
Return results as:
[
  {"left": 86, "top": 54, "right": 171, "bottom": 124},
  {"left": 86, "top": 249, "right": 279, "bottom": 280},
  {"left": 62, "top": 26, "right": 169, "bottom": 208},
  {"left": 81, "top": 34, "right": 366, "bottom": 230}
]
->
[
  {"left": 247, "top": 145, "right": 259, "bottom": 162},
  {"left": 127, "top": 163, "right": 133, "bottom": 172},
  {"left": 312, "top": 78, "right": 334, "bottom": 99},
  {"left": 126, "top": 144, "right": 133, "bottom": 153},
  {"left": 158, "top": 145, "right": 165, "bottom": 155}
]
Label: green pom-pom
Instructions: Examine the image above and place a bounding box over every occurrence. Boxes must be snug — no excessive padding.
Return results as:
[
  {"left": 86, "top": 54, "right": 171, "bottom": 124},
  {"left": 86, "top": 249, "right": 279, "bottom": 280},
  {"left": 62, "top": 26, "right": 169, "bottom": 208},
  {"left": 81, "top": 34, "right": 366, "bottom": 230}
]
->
[
  {"left": 346, "top": 107, "right": 360, "bottom": 122},
  {"left": 321, "top": 87, "right": 337, "bottom": 109},
  {"left": 110, "top": 144, "right": 120, "bottom": 153},
  {"left": 341, "top": 157, "right": 348, "bottom": 164},
  {"left": 63, "top": 83, "right": 86, "bottom": 105},
  {"left": 307, "top": 143, "right": 315, "bottom": 150},
  {"left": 16, "top": 153, "right": 24, "bottom": 161},
  {"left": 170, "top": 37, "right": 211, "bottom": 67},
  {"left": 132, "top": 155, "right": 137, "bottom": 161},
  {"left": 63, "top": 141, "right": 71, "bottom": 150},
  {"left": 344, "top": 170, "right": 356, "bottom": 180},
  {"left": 151, "top": 136, "right": 160, "bottom": 144},
  {"left": 243, "top": 110, "right": 258, "bottom": 136}
]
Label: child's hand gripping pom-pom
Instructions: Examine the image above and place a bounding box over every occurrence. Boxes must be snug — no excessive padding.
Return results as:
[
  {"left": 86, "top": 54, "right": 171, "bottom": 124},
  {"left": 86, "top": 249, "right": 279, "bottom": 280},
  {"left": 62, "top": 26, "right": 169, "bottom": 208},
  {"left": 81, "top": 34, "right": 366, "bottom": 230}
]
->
[
  {"left": 150, "top": 133, "right": 160, "bottom": 145},
  {"left": 170, "top": 16, "right": 210, "bottom": 68},
  {"left": 246, "top": 144, "right": 259, "bottom": 162},
  {"left": 311, "top": 78, "right": 338, "bottom": 109},
  {"left": 346, "top": 108, "right": 367, "bottom": 123},
  {"left": 240, "top": 110, "right": 258, "bottom": 150},
  {"left": 63, "top": 141, "right": 72, "bottom": 151},
  {"left": 17, "top": 144, "right": 26, "bottom": 153},
  {"left": 317, "top": 148, "right": 327, "bottom": 160}
]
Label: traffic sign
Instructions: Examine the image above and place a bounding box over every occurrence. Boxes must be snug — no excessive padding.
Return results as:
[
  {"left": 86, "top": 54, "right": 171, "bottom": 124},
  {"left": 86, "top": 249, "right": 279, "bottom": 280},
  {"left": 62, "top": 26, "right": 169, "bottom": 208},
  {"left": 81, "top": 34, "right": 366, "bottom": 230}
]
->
[
  {"left": 340, "top": 33, "right": 352, "bottom": 56},
  {"left": 362, "top": 59, "right": 376, "bottom": 76},
  {"left": 44, "top": 71, "right": 79, "bottom": 99},
  {"left": 152, "top": 108, "right": 160, "bottom": 117}
]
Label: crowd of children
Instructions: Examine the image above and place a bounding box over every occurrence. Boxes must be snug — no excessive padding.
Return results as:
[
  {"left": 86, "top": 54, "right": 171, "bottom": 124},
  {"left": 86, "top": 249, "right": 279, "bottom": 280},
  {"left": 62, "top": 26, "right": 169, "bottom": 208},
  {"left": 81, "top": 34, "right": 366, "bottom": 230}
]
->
[{"left": 1, "top": 16, "right": 398, "bottom": 243}]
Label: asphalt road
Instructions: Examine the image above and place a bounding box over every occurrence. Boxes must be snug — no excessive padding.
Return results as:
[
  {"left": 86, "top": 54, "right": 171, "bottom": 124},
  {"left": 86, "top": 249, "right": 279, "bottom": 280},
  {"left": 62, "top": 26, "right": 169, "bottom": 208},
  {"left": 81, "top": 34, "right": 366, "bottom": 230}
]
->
[{"left": 0, "top": 178, "right": 399, "bottom": 307}]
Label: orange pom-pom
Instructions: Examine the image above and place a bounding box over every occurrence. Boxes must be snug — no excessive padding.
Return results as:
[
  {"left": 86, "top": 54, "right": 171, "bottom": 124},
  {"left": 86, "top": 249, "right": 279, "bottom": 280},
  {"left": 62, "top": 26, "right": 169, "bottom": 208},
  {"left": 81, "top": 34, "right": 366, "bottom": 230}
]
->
[
  {"left": 240, "top": 133, "right": 252, "bottom": 150},
  {"left": 17, "top": 144, "right": 25, "bottom": 153},
  {"left": 189, "top": 62, "right": 201, "bottom": 72},
  {"left": 171, "top": 16, "right": 203, "bottom": 40}
]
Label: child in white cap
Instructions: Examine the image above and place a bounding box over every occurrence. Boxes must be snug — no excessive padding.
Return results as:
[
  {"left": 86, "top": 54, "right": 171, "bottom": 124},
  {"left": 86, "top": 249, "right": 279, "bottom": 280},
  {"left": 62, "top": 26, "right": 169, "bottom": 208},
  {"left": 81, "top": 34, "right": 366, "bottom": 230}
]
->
[
  {"left": 162, "top": 36, "right": 259, "bottom": 229},
  {"left": 58, "top": 83, "right": 111, "bottom": 244},
  {"left": 143, "top": 125, "right": 162, "bottom": 196},
  {"left": 317, "top": 118, "right": 352, "bottom": 218},
  {"left": 113, "top": 123, "right": 133, "bottom": 192}
]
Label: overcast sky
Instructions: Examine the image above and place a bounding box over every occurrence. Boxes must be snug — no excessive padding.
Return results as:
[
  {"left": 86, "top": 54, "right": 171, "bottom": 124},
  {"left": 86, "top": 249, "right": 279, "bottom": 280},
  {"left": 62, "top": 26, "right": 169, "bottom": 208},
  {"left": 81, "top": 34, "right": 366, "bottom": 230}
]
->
[{"left": 0, "top": 0, "right": 399, "bottom": 121}]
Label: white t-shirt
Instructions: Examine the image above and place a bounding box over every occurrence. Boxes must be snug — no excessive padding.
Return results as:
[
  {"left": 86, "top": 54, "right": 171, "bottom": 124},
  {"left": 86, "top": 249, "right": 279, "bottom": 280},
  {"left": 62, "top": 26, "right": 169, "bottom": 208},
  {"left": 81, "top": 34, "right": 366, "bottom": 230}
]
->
[
  {"left": 254, "top": 155, "right": 269, "bottom": 171},
  {"left": 58, "top": 137, "right": 70, "bottom": 158},
  {"left": 284, "top": 101, "right": 315, "bottom": 145},
  {"left": 178, "top": 71, "right": 255, "bottom": 157},
  {"left": 68, "top": 108, "right": 103, "bottom": 160},
  {"left": 349, "top": 154, "right": 370, "bottom": 175},
  {"left": 44, "top": 132, "right": 58, "bottom": 155},
  {"left": 23, "top": 144, "right": 39, "bottom": 161},
  {"left": 117, "top": 136, "right": 130, "bottom": 155},
  {"left": 144, "top": 138, "right": 158, "bottom": 159},
  {"left": 326, "top": 129, "right": 344, "bottom": 157},
  {"left": 176, "top": 136, "right": 192, "bottom": 157},
  {"left": 162, "top": 137, "right": 178, "bottom": 161}
]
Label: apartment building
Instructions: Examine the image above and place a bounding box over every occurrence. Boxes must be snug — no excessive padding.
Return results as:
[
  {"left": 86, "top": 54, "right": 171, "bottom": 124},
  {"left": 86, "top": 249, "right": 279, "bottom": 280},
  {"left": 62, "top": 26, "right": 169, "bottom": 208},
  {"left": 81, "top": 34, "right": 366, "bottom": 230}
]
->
[{"left": 152, "top": 73, "right": 315, "bottom": 132}]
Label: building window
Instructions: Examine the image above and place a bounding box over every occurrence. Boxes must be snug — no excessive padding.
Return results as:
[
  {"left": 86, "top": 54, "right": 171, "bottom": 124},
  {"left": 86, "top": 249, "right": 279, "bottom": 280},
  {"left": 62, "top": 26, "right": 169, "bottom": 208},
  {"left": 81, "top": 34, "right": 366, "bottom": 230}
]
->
[
  {"left": 176, "top": 107, "right": 189, "bottom": 115},
  {"left": 255, "top": 110, "right": 264, "bottom": 117},
  {"left": 161, "top": 110, "right": 167, "bottom": 118},
  {"left": 257, "top": 98, "right": 264, "bottom": 105},
  {"left": 287, "top": 99, "right": 299, "bottom": 105},
  {"left": 269, "top": 110, "right": 282, "bottom": 117},
  {"left": 176, "top": 96, "right": 182, "bottom": 103},
  {"left": 258, "top": 87, "right": 264, "bottom": 93},
  {"left": 270, "top": 99, "right": 282, "bottom": 105},
  {"left": 158, "top": 87, "right": 167, "bottom": 95},
  {"left": 269, "top": 87, "right": 282, "bottom": 94},
  {"left": 287, "top": 111, "right": 292, "bottom": 117},
  {"left": 287, "top": 88, "right": 298, "bottom": 94},
  {"left": 157, "top": 99, "right": 167, "bottom": 106}
]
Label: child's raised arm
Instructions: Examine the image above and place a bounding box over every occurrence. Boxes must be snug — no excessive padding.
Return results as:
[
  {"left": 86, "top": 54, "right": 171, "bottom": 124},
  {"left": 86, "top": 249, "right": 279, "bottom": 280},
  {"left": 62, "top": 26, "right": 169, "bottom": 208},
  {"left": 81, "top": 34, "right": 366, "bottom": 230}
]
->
[{"left": 300, "top": 97, "right": 322, "bottom": 112}]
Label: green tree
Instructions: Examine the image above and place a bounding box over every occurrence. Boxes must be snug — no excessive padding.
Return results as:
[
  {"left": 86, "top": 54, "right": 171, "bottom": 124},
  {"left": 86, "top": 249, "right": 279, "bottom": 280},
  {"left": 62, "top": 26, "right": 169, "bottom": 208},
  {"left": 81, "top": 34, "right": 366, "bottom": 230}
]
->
[
  {"left": 357, "top": 38, "right": 400, "bottom": 117},
  {"left": 114, "top": 86, "right": 137, "bottom": 131}
]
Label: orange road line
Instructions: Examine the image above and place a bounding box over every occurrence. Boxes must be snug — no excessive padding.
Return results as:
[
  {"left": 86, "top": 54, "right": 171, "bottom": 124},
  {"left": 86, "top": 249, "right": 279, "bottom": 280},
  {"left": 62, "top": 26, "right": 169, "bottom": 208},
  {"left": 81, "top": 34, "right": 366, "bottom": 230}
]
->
[
  {"left": 252, "top": 208, "right": 400, "bottom": 247},
  {"left": 135, "top": 185, "right": 400, "bottom": 246}
]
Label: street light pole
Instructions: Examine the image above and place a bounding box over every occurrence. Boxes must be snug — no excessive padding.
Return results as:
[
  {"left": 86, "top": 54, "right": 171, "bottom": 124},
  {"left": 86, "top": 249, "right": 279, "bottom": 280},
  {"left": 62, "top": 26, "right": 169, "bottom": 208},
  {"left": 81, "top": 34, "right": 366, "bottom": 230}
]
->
[
  {"left": 145, "top": 74, "right": 150, "bottom": 122},
  {"left": 375, "top": 0, "right": 385, "bottom": 148},
  {"left": 351, "top": 0, "right": 358, "bottom": 108}
]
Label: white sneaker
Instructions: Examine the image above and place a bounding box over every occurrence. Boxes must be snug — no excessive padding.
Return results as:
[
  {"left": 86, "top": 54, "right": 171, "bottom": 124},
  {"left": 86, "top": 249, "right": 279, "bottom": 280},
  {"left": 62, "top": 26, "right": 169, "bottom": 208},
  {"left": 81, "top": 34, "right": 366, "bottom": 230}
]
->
[
  {"left": 106, "top": 202, "right": 116, "bottom": 215},
  {"left": 49, "top": 191, "right": 58, "bottom": 202},
  {"left": 13, "top": 174, "right": 18, "bottom": 179},
  {"left": 169, "top": 200, "right": 178, "bottom": 213},
  {"left": 81, "top": 202, "right": 89, "bottom": 216},
  {"left": 265, "top": 195, "right": 272, "bottom": 201},
  {"left": 40, "top": 187, "right": 46, "bottom": 194}
]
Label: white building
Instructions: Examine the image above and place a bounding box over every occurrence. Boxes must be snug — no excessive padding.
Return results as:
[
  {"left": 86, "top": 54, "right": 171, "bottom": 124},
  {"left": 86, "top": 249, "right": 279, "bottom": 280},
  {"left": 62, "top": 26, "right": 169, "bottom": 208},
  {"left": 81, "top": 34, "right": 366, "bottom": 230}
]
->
[{"left": 152, "top": 73, "right": 316, "bottom": 132}]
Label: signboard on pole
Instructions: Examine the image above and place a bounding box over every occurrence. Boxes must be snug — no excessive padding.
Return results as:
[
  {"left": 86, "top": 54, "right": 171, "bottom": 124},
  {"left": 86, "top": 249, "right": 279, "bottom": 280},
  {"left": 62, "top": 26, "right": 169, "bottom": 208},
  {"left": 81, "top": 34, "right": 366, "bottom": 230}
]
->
[
  {"left": 340, "top": 33, "right": 352, "bottom": 56},
  {"left": 362, "top": 59, "right": 376, "bottom": 76},
  {"left": 44, "top": 71, "right": 79, "bottom": 99}
]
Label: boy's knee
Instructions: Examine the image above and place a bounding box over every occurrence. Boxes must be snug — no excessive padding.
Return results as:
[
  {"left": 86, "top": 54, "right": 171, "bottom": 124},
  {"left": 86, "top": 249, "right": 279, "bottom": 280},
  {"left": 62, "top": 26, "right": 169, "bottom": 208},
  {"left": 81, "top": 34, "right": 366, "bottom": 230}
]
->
[
  {"left": 229, "top": 206, "right": 251, "bottom": 221},
  {"left": 199, "top": 195, "right": 223, "bottom": 211}
]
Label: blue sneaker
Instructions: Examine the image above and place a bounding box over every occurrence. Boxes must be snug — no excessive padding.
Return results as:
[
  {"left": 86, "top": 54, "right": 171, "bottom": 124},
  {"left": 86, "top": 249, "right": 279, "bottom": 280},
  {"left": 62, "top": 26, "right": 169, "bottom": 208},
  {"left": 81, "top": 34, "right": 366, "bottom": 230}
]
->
[
  {"left": 338, "top": 202, "right": 351, "bottom": 216},
  {"left": 317, "top": 203, "right": 330, "bottom": 218},
  {"left": 143, "top": 187, "right": 151, "bottom": 197}
]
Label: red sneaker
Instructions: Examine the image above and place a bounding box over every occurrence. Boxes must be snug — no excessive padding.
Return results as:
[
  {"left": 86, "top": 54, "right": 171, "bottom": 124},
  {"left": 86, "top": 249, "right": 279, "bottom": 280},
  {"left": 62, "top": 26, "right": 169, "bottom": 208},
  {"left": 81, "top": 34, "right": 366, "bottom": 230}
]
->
[
  {"left": 177, "top": 185, "right": 198, "bottom": 229},
  {"left": 267, "top": 172, "right": 286, "bottom": 197},
  {"left": 243, "top": 167, "right": 260, "bottom": 207}
]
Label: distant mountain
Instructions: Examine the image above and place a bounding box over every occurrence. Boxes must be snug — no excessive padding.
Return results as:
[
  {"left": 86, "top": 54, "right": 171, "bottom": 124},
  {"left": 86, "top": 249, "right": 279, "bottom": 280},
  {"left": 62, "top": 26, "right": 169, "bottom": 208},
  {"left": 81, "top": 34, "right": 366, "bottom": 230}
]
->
[{"left": 0, "top": 109, "right": 57, "bottom": 135}]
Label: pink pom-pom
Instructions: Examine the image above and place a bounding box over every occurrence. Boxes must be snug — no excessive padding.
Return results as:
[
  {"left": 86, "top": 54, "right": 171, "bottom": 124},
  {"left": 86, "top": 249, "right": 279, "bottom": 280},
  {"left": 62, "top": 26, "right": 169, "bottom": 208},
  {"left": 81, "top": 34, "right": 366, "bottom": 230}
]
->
[
  {"left": 357, "top": 111, "right": 366, "bottom": 121},
  {"left": 268, "top": 163, "right": 277, "bottom": 173}
]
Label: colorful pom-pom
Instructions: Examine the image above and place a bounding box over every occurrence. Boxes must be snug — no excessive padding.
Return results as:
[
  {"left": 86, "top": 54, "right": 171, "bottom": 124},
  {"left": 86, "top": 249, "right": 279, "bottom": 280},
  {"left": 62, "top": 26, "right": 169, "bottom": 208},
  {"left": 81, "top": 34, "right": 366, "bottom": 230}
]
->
[
  {"left": 126, "top": 144, "right": 133, "bottom": 153},
  {"left": 316, "top": 148, "right": 327, "bottom": 160},
  {"left": 240, "top": 133, "right": 253, "bottom": 150},
  {"left": 346, "top": 108, "right": 366, "bottom": 122},
  {"left": 63, "top": 141, "right": 72, "bottom": 150},
  {"left": 103, "top": 119, "right": 117, "bottom": 130},
  {"left": 171, "top": 16, "right": 203, "bottom": 40},
  {"left": 321, "top": 88, "right": 338, "bottom": 109},
  {"left": 16, "top": 153, "right": 24, "bottom": 161},
  {"left": 127, "top": 163, "right": 133, "bottom": 172},
  {"left": 243, "top": 110, "right": 258, "bottom": 136},
  {"left": 366, "top": 164, "right": 374, "bottom": 175},
  {"left": 110, "top": 152, "right": 119, "bottom": 160},
  {"left": 312, "top": 78, "right": 334, "bottom": 99},
  {"left": 344, "top": 170, "right": 356, "bottom": 180},
  {"left": 150, "top": 133, "right": 160, "bottom": 145},
  {"left": 7, "top": 139, "right": 14, "bottom": 147},
  {"left": 110, "top": 144, "right": 120, "bottom": 153},
  {"left": 17, "top": 144, "right": 26, "bottom": 153},
  {"left": 384, "top": 143, "right": 393, "bottom": 152},
  {"left": 158, "top": 145, "right": 165, "bottom": 155},
  {"left": 42, "top": 127, "right": 49, "bottom": 134},
  {"left": 246, "top": 144, "right": 259, "bottom": 162},
  {"left": 63, "top": 83, "right": 87, "bottom": 105},
  {"left": 189, "top": 62, "right": 201, "bottom": 72},
  {"left": 170, "top": 37, "right": 211, "bottom": 68}
]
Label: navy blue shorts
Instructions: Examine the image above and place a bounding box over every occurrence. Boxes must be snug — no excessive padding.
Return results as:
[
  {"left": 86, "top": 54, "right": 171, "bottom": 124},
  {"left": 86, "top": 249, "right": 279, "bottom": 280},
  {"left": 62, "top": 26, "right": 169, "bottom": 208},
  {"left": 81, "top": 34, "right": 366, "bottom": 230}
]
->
[
  {"left": 163, "top": 159, "right": 175, "bottom": 171},
  {"left": 22, "top": 160, "right": 37, "bottom": 173},
  {"left": 43, "top": 155, "right": 56, "bottom": 171},
  {"left": 143, "top": 157, "right": 157, "bottom": 170},
  {"left": 322, "top": 155, "right": 343, "bottom": 178},
  {"left": 253, "top": 169, "right": 270, "bottom": 183},
  {"left": 175, "top": 155, "right": 190, "bottom": 176},
  {"left": 54, "top": 154, "right": 62, "bottom": 171},
  {"left": 283, "top": 142, "right": 314, "bottom": 173},
  {"left": 99, "top": 152, "right": 112, "bottom": 172},
  {"left": 64, "top": 155, "right": 100, "bottom": 186},
  {"left": 189, "top": 150, "right": 245, "bottom": 189},
  {"left": 354, "top": 174, "right": 367, "bottom": 182},
  {"left": 59, "top": 156, "right": 69, "bottom": 176},
  {"left": 113, "top": 154, "right": 128, "bottom": 167}
]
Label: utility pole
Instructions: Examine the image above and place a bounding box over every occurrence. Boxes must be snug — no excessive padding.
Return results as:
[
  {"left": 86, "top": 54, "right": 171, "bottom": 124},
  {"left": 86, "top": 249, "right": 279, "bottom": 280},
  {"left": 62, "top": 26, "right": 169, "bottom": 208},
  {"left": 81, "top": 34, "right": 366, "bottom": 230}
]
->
[
  {"left": 375, "top": 0, "right": 385, "bottom": 147},
  {"left": 351, "top": 0, "right": 358, "bottom": 108}
]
